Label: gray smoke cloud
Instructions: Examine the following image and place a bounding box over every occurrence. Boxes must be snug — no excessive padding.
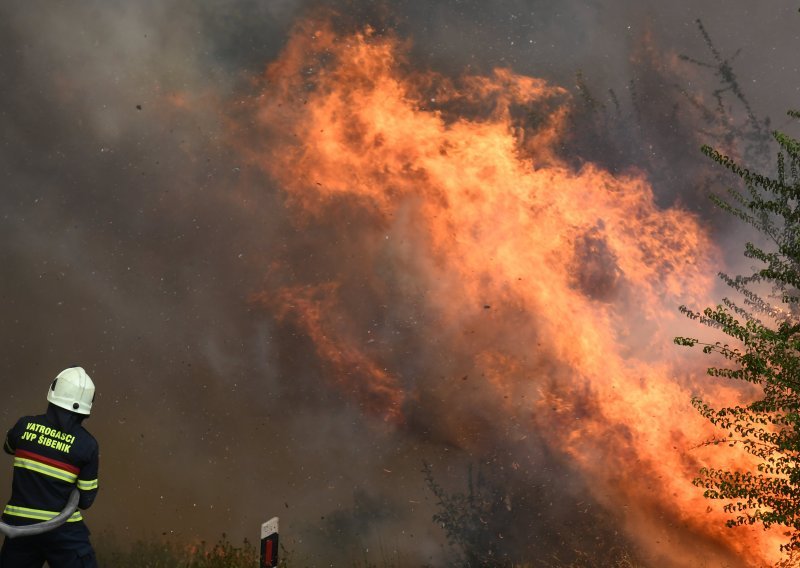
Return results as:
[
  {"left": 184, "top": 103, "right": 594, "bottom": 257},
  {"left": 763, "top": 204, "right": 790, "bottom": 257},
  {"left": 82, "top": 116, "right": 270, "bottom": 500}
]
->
[{"left": 1, "top": 1, "right": 798, "bottom": 566}]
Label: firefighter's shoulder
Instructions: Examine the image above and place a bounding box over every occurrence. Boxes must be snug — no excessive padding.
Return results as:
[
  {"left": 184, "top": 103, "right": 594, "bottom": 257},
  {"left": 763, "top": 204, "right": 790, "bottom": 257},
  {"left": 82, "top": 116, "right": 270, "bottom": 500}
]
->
[
  {"left": 73, "top": 425, "right": 98, "bottom": 455},
  {"left": 8, "top": 415, "right": 38, "bottom": 436}
]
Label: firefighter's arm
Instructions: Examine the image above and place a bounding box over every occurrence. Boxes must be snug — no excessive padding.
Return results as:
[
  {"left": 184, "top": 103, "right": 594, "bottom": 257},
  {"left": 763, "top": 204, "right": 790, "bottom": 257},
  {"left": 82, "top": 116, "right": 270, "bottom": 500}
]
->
[
  {"left": 77, "top": 443, "right": 99, "bottom": 509},
  {"left": 3, "top": 435, "right": 13, "bottom": 455},
  {"left": 3, "top": 419, "right": 23, "bottom": 455}
]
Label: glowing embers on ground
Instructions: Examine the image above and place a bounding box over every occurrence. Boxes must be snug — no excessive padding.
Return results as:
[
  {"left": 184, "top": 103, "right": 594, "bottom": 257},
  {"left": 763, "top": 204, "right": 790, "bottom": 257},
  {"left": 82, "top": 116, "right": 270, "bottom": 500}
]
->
[{"left": 243, "top": 17, "right": 783, "bottom": 567}]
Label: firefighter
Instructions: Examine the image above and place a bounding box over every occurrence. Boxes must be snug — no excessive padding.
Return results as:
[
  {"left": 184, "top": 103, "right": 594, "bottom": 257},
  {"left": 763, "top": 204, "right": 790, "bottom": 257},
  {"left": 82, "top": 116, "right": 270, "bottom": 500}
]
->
[{"left": 0, "top": 367, "right": 99, "bottom": 567}]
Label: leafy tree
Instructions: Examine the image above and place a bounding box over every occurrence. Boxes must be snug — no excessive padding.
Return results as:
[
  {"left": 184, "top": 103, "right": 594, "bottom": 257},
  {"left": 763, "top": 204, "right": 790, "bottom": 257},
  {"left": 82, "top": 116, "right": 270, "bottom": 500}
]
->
[
  {"left": 422, "top": 462, "right": 512, "bottom": 568},
  {"left": 422, "top": 460, "right": 643, "bottom": 567},
  {"left": 675, "top": 109, "right": 800, "bottom": 551}
]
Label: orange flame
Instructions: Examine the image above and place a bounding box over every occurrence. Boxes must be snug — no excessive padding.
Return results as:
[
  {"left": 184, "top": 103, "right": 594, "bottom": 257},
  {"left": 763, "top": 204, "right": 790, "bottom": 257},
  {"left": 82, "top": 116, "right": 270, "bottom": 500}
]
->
[{"left": 242, "top": 16, "right": 786, "bottom": 567}]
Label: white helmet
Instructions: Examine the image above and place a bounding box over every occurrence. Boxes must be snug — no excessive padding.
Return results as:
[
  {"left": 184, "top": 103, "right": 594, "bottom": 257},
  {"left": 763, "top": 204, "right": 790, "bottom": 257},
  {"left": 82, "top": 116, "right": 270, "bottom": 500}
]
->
[{"left": 47, "top": 367, "right": 95, "bottom": 415}]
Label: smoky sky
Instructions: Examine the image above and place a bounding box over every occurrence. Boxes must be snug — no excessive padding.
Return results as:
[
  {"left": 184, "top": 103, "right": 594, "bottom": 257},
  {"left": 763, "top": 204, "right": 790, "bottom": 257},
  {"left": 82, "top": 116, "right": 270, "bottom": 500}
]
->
[{"left": 1, "top": 1, "right": 799, "bottom": 566}]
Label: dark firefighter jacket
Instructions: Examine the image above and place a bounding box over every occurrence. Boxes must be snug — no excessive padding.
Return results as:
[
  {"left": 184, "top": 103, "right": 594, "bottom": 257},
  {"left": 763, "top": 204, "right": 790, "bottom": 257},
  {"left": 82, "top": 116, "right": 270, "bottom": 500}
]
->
[{"left": 2, "top": 405, "right": 99, "bottom": 530}]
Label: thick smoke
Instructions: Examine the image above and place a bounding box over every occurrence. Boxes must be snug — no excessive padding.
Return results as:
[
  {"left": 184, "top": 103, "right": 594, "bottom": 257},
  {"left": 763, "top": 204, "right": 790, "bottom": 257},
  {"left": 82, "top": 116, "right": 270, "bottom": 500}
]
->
[{"left": 0, "top": 1, "right": 799, "bottom": 566}]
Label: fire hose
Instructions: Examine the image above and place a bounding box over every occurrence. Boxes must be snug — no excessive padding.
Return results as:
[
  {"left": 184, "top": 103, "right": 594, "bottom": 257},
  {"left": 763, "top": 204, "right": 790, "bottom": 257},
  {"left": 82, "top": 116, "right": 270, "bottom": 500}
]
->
[{"left": 0, "top": 489, "right": 79, "bottom": 538}]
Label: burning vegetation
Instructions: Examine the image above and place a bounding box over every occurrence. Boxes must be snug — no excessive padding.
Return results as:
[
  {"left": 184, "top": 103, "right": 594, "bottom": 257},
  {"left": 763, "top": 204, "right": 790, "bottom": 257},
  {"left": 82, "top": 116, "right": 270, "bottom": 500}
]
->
[{"left": 231, "top": 11, "right": 794, "bottom": 567}]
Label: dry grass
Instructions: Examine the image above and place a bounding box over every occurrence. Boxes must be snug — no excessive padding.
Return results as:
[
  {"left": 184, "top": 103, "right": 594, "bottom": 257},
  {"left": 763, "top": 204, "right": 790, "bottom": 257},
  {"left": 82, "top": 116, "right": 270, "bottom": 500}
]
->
[
  {"left": 94, "top": 534, "right": 260, "bottom": 568},
  {"left": 93, "top": 535, "right": 647, "bottom": 568}
]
